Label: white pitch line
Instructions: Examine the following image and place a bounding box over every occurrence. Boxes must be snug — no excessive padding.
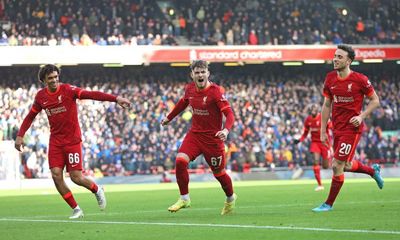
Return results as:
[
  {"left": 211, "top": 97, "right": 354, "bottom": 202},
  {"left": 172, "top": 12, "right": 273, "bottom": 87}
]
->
[
  {"left": 9, "top": 199, "right": 400, "bottom": 219},
  {"left": 0, "top": 218, "right": 399, "bottom": 235}
]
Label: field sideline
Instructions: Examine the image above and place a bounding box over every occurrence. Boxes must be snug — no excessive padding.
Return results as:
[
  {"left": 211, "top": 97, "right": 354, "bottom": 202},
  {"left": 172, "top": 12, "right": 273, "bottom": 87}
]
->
[{"left": 1, "top": 179, "right": 399, "bottom": 240}]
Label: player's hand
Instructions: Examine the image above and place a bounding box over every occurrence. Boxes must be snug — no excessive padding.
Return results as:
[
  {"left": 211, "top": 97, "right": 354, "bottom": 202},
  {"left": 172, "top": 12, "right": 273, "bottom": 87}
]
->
[
  {"left": 15, "top": 136, "right": 24, "bottom": 152},
  {"left": 320, "top": 132, "right": 329, "bottom": 147},
  {"left": 349, "top": 115, "right": 363, "bottom": 128},
  {"left": 116, "top": 96, "right": 131, "bottom": 109},
  {"left": 161, "top": 118, "right": 170, "bottom": 126},
  {"left": 215, "top": 128, "right": 229, "bottom": 141},
  {"left": 293, "top": 139, "right": 300, "bottom": 144}
]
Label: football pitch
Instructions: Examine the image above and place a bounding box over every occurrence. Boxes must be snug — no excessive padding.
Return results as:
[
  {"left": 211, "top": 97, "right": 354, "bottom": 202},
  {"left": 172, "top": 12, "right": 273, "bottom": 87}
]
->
[{"left": 0, "top": 179, "right": 399, "bottom": 240}]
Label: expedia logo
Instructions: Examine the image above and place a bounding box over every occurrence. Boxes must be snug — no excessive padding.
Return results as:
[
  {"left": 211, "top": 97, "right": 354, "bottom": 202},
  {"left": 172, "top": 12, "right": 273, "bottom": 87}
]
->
[{"left": 355, "top": 49, "right": 386, "bottom": 59}]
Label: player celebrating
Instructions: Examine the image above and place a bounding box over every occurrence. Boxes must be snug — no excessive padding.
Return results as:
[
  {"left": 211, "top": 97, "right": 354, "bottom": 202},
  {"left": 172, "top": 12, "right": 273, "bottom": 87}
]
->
[
  {"left": 161, "top": 60, "right": 236, "bottom": 215},
  {"left": 294, "top": 104, "right": 331, "bottom": 191},
  {"left": 312, "top": 45, "right": 383, "bottom": 212},
  {"left": 14, "top": 64, "right": 131, "bottom": 219}
]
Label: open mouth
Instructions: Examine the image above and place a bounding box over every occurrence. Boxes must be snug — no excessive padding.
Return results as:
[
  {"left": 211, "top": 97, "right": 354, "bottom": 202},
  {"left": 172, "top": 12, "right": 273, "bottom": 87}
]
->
[{"left": 198, "top": 79, "right": 204, "bottom": 83}]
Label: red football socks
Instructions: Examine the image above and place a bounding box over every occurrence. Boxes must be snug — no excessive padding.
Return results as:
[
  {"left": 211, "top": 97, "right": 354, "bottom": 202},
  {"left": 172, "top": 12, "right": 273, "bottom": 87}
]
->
[
  {"left": 90, "top": 182, "right": 98, "bottom": 193},
  {"left": 349, "top": 160, "right": 374, "bottom": 176},
  {"left": 313, "top": 165, "right": 322, "bottom": 186},
  {"left": 62, "top": 192, "right": 78, "bottom": 209},
  {"left": 175, "top": 157, "right": 189, "bottom": 195},
  {"left": 325, "top": 174, "right": 344, "bottom": 206},
  {"left": 216, "top": 173, "right": 234, "bottom": 197}
]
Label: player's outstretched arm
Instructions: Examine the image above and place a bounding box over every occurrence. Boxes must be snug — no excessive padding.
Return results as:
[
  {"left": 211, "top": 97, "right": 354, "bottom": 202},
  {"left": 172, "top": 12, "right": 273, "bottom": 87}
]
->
[{"left": 161, "top": 98, "right": 189, "bottom": 126}]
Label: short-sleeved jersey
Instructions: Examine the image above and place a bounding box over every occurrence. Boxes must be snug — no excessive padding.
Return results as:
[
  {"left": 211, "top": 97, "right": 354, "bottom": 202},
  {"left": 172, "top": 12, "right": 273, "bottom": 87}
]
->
[
  {"left": 301, "top": 113, "right": 331, "bottom": 143},
  {"left": 323, "top": 70, "right": 374, "bottom": 135},
  {"left": 32, "top": 83, "right": 84, "bottom": 146},
  {"left": 183, "top": 82, "right": 231, "bottom": 135}
]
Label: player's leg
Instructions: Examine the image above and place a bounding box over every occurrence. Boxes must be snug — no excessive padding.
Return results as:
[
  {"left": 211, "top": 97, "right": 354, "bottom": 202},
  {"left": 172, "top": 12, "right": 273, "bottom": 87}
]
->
[
  {"left": 310, "top": 143, "right": 324, "bottom": 191},
  {"left": 312, "top": 158, "right": 345, "bottom": 212},
  {"left": 65, "top": 143, "right": 106, "bottom": 210},
  {"left": 168, "top": 133, "right": 201, "bottom": 212},
  {"left": 344, "top": 159, "right": 384, "bottom": 189},
  {"left": 313, "top": 135, "right": 348, "bottom": 212},
  {"left": 204, "top": 148, "right": 236, "bottom": 215},
  {"left": 340, "top": 134, "right": 384, "bottom": 189},
  {"left": 49, "top": 144, "right": 82, "bottom": 218},
  {"left": 312, "top": 152, "right": 323, "bottom": 191},
  {"left": 167, "top": 152, "right": 192, "bottom": 212},
  {"left": 69, "top": 170, "right": 106, "bottom": 210}
]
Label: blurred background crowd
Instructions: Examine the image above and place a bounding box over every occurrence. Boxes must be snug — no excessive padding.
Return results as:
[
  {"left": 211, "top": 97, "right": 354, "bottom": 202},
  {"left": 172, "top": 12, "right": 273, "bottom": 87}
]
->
[
  {"left": 0, "top": 64, "right": 398, "bottom": 178},
  {"left": 0, "top": 0, "right": 399, "bottom": 46}
]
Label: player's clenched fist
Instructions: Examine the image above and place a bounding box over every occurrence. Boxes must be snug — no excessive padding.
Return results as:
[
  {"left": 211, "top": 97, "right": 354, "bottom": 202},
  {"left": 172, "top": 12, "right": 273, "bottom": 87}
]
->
[
  {"left": 14, "top": 136, "right": 24, "bottom": 152},
  {"left": 215, "top": 128, "right": 229, "bottom": 141},
  {"left": 161, "top": 118, "right": 170, "bottom": 126}
]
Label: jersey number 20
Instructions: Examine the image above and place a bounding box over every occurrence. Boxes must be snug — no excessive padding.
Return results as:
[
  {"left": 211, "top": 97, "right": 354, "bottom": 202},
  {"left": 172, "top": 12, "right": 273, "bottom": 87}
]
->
[{"left": 339, "top": 143, "right": 352, "bottom": 155}]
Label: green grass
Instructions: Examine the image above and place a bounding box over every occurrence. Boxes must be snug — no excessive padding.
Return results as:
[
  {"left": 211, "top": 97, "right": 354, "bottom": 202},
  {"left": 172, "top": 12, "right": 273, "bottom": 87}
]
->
[{"left": 0, "top": 179, "right": 399, "bottom": 240}]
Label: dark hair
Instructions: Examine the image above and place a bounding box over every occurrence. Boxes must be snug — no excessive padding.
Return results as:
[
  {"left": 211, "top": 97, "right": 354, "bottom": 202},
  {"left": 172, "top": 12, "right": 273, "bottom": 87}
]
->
[
  {"left": 337, "top": 44, "right": 355, "bottom": 62},
  {"left": 38, "top": 64, "right": 60, "bottom": 83},
  {"left": 190, "top": 60, "right": 208, "bottom": 70},
  {"left": 309, "top": 104, "right": 319, "bottom": 114}
]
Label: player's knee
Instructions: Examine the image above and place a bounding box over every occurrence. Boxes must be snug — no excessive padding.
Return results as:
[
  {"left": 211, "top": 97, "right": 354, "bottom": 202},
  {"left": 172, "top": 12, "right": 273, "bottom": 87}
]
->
[
  {"left": 213, "top": 169, "right": 226, "bottom": 177},
  {"left": 322, "top": 161, "right": 329, "bottom": 169},
  {"left": 70, "top": 173, "right": 83, "bottom": 185},
  {"left": 343, "top": 162, "right": 353, "bottom": 171},
  {"left": 51, "top": 171, "right": 63, "bottom": 182},
  {"left": 176, "top": 156, "right": 189, "bottom": 169},
  {"left": 332, "top": 162, "right": 344, "bottom": 174}
]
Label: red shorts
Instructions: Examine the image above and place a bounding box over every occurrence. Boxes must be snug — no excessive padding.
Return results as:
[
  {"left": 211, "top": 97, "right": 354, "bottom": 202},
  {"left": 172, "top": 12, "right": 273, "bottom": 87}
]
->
[
  {"left": 178, "top": 131, "right": 226, "bottom": 173},
  {"left": 333, "top": 133, "right": 361, "bottom": 161},
  {"left": 48, "top": 143, "right": 83, "bottom": 172},
  {"left": 309, "top": 142, "right": 330, "bottom": 160}
]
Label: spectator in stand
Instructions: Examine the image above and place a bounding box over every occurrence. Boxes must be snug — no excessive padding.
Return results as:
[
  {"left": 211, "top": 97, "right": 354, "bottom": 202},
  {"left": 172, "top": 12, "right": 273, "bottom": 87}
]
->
[{"left": 0, "top": 0, "right": 398, "bottom": 46}]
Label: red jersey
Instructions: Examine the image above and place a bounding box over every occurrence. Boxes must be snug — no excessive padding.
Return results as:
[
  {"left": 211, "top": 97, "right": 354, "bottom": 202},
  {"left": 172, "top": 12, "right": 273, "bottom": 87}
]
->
[
  {"left": 168, "top": 82, "right": 231, "bottom": 135},
  {"left": 299, "top": 113, "right": 331, "bottom": 143},
  {"left": 323, "top": 70, "right": 374, "bottom": 135},
  {"left": 17, "top": 83, "right": 117, "bottom": 147},
  {"left": 31, "top": 84, "right": 84, "bottom": 146}
]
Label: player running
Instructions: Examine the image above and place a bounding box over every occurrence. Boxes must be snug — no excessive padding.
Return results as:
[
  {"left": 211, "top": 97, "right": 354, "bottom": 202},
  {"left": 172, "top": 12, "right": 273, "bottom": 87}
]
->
[
  {"left": 312, "top": 45, "right": 384, "bottom": 212},
  {"left": 15, "top": 64, "right": 131, "bottom": 219},
  {"left": 294, "top": 104, "right": 332, "bottom": 191},
  {"left": 161, "top": 60, "right": 236, "bottom": 215}
]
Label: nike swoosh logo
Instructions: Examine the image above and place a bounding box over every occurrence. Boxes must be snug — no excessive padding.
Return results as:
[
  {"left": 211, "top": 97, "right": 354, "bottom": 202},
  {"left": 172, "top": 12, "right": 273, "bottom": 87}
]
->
[
  {"left": 71, "top": 164, "right": 78, "bottom": 168},
  {"left": 43, "top": 101, "right": 49, "bottom": 105},
  {"left": 330, "top": 86, "right": 336, "bottom": 89}
]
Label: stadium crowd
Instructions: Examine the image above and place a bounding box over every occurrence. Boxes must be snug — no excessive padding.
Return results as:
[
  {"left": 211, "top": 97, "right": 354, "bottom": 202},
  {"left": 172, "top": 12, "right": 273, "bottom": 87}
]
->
[
  {"left": 0, "top": 0, "right": 399, "bottom": 46},
  {"left": 0, "top": 65, "right": 399, "bottom": 178}
]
